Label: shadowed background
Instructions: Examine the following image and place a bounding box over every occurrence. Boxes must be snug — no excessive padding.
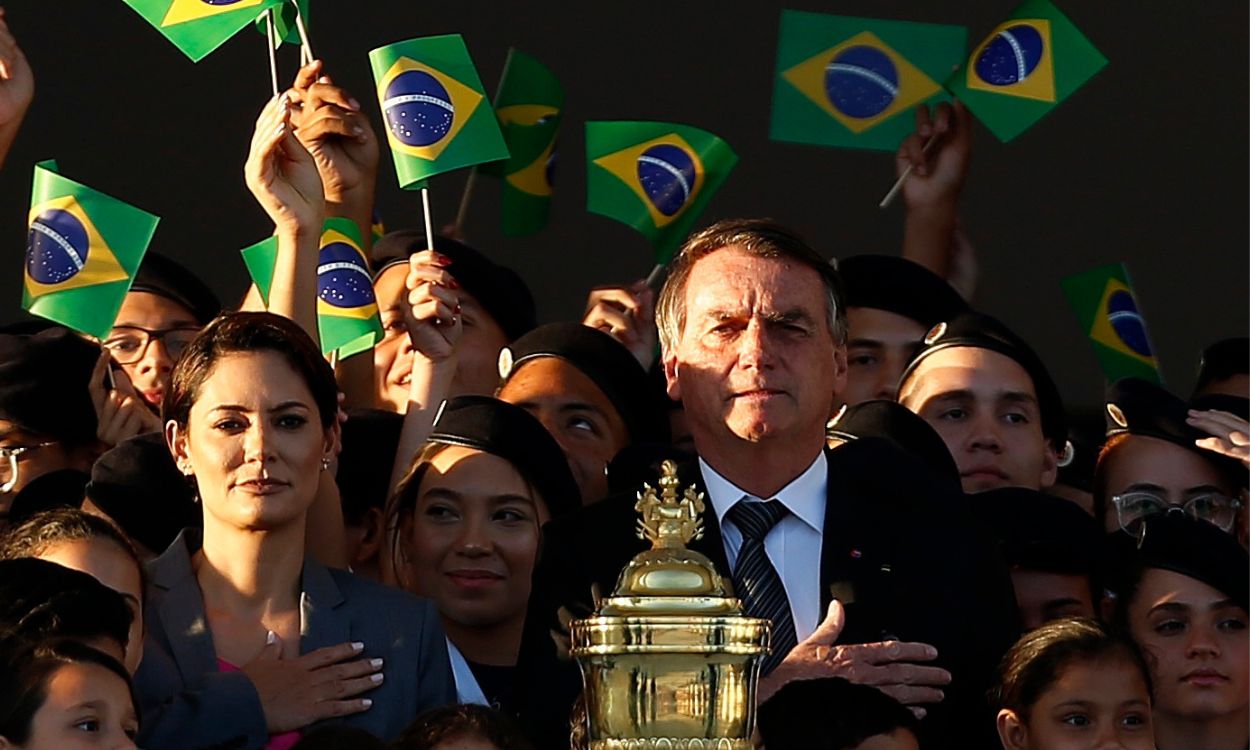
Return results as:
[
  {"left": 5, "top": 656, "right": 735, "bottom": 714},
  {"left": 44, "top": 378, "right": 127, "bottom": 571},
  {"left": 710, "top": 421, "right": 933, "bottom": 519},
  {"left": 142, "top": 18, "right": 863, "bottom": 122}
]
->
[{"left": 2, "top": 0, "right": 1246, "bottom": 410}]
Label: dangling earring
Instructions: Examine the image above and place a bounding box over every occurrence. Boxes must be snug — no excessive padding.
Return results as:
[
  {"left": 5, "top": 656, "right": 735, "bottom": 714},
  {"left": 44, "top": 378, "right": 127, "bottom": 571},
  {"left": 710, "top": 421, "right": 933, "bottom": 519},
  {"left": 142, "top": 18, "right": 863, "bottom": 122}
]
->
[{"left": 320, "top": 457, "right": 331, "bottom": 471}]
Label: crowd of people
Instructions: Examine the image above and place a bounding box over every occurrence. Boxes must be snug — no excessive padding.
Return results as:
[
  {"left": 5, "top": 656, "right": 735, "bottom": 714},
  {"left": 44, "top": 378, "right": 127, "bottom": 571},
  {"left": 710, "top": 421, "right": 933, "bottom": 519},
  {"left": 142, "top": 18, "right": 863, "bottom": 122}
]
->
[{"left": 0, "top": 10, "right": 1247, "bottom": 750}]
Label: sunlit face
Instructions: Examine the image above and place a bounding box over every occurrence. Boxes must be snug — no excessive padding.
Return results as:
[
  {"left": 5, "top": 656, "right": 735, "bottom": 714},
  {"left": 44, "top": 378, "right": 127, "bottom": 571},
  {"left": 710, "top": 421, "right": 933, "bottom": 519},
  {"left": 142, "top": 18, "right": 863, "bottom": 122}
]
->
[
  {"left": 373, "top": 265, "right": 510, "bottom": 412},
  {"left": 841, "top": 307, "right": 926, "bottom": 406},
  {"left": 16, "top": 662, "right": 138, "bottom": 750},
  {"left": 36, "top": 539, "right": 144, "bottom": 675},
  {"left": 1128, "top": 568, "right": 1249, "bottom": 722},
  {"left": 1011, "top": 569, "right": 1096, "bottom": 632},
  {"left": 1099, "top": 435, "right": 1234, "bottom": 534},
  {"left": 663, "top": 247, "right": 846, "bottom": 450},
  {"left": 899, "top": 347, "right": 1057, "bottom": 493},
  {"left": 106, "top": 291, "right": 200, "bottom": 409},
  {"left": 401, "top": 446, "right": 548, "bottom": 633},
  {"left": 168, "top": 351, "right": 331, "bottom": 533},
  {"left": 498, "top": 357, "right": 626, "bottom": 505}
]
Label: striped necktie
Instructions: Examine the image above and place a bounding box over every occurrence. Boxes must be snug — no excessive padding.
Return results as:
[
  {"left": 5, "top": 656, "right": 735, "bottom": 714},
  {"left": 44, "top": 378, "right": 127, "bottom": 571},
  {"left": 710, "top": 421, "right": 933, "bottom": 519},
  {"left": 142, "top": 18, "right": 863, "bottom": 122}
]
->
[{"left": 726, "top": 498, "right": 798, "bottom": 674}]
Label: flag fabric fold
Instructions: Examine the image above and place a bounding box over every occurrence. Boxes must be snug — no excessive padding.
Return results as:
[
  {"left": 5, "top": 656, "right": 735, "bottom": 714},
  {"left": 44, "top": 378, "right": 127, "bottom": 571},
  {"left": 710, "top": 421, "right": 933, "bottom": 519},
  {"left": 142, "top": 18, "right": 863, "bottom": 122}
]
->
[
  {"left": 121, "top": 0, "right": 283, "bottom": 62},
  {"left": 23, "top": 161, "right": 159, "bottom": 339},
  {"left": 1062, "top": 262, "right": 1161, "bottom": 383}
]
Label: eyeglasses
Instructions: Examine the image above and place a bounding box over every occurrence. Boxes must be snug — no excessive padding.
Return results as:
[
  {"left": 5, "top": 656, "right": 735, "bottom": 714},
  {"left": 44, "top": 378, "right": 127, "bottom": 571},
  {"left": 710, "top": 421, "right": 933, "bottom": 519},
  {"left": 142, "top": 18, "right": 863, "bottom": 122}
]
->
[
  {"left": 1112, "top": 491, "right": 1242, "bottom": 534},
  {"left": 102, "top": 326, "right": 200, "bottom": 365},
  {"left": 0, "top": 442, "right": 58, "bottom": 494}
]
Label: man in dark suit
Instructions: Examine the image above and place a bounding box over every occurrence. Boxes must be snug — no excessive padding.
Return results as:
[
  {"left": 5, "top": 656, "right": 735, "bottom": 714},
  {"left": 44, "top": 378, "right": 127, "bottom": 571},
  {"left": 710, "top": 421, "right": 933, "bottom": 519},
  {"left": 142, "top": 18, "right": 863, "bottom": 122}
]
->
[{"left": 515, "top": 219, "right": 1018, "bottom": 749}]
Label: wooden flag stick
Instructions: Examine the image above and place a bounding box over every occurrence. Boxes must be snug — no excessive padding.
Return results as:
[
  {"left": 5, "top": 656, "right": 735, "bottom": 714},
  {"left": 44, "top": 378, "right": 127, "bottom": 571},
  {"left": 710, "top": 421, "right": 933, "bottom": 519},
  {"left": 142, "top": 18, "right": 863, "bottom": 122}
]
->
[
  {"left": 292, "top": 1, "right": 314, "bottom": 64},
  {"left": 453, "top": 169, "right": 477, "bottom": 234},
  {"left": 328, "top": 349, "right": 339, "bottom": 370},
  {"left": 265, "top": 10, "right": 280, "bottom": 96},
  {"left": 421, "top": 188, "right": 437, "bottom": 251},
  {"left": 878, "top": 136, "right": 938, "bottom": 209}
]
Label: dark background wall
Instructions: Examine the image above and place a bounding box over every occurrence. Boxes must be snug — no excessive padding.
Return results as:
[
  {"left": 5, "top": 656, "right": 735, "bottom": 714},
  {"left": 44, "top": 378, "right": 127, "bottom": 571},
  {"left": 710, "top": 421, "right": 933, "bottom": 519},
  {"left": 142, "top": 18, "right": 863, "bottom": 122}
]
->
[{"left": 3, "top": 0, "right": 1246, "bottom": 410}]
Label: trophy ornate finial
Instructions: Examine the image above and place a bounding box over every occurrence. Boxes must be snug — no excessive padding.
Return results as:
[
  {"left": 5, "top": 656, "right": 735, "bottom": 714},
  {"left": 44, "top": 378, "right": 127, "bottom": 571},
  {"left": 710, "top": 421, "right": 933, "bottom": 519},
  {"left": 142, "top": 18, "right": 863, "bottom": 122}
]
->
[{"left": 635, "top": 459, "right": 705, "bottom": 548}]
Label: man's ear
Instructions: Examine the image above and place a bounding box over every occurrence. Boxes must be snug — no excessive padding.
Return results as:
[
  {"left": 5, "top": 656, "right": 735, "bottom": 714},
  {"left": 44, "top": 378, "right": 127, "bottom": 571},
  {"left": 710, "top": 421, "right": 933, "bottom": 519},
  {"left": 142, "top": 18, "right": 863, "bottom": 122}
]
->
[
  {"left": 354, "top": 507, "right": 385, "bottom": 567},
  {"left": 996, "top": 709, "right": 1028, "bottom": 750},
  {"left": 1040, "top": 441, "right": 1060, "bottom": 489},
  {"left": 662, "top": 352, "right": 682, "bottom": 402}
]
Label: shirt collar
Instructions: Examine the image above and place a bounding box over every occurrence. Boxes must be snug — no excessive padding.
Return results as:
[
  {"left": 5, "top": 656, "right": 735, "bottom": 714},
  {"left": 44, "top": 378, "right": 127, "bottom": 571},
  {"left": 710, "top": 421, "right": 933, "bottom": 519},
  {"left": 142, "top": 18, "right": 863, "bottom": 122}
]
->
[{"left": 699, "top": 452, "right": 827, "bottom": 534}]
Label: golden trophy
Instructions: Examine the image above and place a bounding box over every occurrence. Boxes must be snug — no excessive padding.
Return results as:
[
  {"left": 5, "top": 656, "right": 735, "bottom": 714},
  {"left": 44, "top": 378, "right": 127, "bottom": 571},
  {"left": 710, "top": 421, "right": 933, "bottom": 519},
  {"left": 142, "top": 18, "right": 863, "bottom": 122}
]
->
[{"left": 570, "top": 460, "right": 771, "bottom": 749}]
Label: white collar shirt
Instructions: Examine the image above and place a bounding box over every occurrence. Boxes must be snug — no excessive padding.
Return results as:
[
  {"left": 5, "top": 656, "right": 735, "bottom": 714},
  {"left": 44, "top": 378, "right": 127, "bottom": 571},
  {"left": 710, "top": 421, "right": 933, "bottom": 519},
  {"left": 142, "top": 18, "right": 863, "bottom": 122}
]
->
[{"left": 699, "top": 451, "right": 827, "bottom": 641}]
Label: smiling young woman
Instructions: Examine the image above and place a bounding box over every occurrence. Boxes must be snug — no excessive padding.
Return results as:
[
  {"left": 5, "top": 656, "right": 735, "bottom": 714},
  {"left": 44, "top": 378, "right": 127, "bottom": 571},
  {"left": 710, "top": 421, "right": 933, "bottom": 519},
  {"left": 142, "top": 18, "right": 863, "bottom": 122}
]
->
[{"left": 134, "top": 312, "right": 455, "bottom": 749}]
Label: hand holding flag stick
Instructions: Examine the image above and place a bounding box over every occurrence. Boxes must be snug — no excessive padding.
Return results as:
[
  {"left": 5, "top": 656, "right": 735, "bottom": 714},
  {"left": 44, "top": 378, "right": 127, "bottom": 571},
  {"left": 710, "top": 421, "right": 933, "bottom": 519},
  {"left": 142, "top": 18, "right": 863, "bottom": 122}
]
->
[{"left": 878, "top": 137, "right": 937, "bottom": 209}]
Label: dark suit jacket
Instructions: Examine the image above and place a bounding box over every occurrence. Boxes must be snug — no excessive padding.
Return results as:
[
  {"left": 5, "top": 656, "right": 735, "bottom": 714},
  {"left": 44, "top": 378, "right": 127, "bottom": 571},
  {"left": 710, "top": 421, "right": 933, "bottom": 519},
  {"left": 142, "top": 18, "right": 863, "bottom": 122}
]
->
[
  {"left": 135, "top": 530, "right": 457, "bottom": 750},
  {"left": 515, "top": 438, "right": 1019, "bottom": 750}
]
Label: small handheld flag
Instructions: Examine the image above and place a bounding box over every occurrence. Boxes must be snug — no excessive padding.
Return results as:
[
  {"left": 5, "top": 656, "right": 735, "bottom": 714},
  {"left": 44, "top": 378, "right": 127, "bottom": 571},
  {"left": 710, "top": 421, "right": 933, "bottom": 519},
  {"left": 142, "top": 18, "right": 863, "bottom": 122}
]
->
[
  {"left": 1062, "top": 262, "right": 1161, "bottom": 383},
  {"left": 586, "top": 121, "right": 737, "bottom": 264},
  {"left": 479, "top": 50, "right": 564, "bottom": 237},
  {"left": 24, "top": 161, "right": 159, "bottom": 339},
  {"left": 240, "top": 218, "right": 383, "bottom": 356},
  {"left": 770, "top": 11, "right": 966, "bottom": 152},
  {"left": 945, "top": 0, "right": 1107, "bottom": 142},
  {"left": 122, "top": 0, "right": 284, "bottom": 62},
  {"left": 253, "top": 0, "right": 308, "bottom": 49},
  {"left": 369, "top": 35, "right": 510, "bottom": 190}
]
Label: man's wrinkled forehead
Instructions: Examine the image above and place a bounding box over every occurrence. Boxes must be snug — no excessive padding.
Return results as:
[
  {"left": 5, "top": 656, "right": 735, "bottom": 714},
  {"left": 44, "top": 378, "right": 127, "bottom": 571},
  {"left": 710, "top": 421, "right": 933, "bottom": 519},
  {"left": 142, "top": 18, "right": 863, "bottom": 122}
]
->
[{"left": 683, "top": 247, "right": 826, "bottom": 319}]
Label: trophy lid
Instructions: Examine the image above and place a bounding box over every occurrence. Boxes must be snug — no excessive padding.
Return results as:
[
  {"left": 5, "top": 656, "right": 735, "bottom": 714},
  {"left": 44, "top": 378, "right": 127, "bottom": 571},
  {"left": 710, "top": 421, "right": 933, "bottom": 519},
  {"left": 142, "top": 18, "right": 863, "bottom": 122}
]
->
[{"left": 597, "top": 459, "right": 742, "bottom": 616}]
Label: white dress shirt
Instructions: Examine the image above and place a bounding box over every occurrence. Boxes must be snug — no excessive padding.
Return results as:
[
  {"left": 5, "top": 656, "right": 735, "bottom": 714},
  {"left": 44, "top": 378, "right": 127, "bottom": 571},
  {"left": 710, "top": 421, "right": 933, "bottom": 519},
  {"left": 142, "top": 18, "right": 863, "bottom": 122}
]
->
[{"left": 699, "top": 452, "right": 827, "bottom": 642}]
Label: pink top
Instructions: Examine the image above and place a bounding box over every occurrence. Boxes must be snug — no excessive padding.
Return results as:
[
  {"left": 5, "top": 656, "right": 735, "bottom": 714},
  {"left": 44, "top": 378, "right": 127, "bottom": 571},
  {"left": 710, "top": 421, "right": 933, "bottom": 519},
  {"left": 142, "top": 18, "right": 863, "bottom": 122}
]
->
[{"left": 216, "top": 659, "right": 301, "bottom": 750}]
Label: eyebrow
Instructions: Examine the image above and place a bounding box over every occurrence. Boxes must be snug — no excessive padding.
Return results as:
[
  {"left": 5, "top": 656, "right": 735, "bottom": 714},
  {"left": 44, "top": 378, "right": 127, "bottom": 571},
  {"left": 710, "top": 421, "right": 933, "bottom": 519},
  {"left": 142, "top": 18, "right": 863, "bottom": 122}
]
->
[
  {"left": 998, "top": 391, "right": 1039, "bottom": 408},
  {"left": 847, "top": 338, "right": 885, "bottom": 349},
  {"left": 421, "top": 488, "right": 535, "bottom": 507},
  {"left": 1124, "top": 482, "right": 1165, "bottom": 493},
  {"left": 1148, "top": 602, "right": 1190, "bottom": 616},
  {"left": 208, "top": 401, "right": 311, "bottom": 414}
]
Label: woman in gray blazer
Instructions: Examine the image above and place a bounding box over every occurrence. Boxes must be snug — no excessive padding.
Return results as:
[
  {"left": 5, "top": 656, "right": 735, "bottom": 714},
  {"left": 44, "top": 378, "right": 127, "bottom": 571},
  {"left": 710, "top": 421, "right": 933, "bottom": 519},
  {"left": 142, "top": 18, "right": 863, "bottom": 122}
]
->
[{"left": 134, "top": 312, "right": 455, "bottom": 750}]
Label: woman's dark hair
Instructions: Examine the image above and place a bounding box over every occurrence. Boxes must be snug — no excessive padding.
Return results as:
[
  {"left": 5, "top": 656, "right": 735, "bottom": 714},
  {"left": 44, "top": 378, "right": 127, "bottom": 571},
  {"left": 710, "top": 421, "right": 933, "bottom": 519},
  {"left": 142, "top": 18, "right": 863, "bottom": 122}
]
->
[
  {"left": 162, "top": 312, "right": 337, "bottom": 429},
  {"left": 385, "top": 442, "right": 456, "bottom": 590},
  {"left": 757, "top": 677, "right": 919, "bottom": 749},
  {"left": 0, "top": 508, "right": 147, "bottom": 608},
  {"left": 0, "top": 558, "right": 132, "bottom": 653},
  {"left": 389, "top": 704, "right": 532, "bottom": 750},
  {"left": 0, "top": 635, "right": 138, "bottom": 744},
  {"left": 992, "top": 617, "right": 1153, "bottom": 721}
]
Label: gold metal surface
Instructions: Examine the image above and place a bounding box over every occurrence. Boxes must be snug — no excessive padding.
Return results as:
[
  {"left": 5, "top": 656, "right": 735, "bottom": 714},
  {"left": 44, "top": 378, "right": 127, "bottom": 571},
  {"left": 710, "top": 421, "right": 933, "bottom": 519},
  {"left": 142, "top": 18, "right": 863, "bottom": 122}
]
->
[{"left": 571, "top": 460, "right": 769, "bottom": 750}]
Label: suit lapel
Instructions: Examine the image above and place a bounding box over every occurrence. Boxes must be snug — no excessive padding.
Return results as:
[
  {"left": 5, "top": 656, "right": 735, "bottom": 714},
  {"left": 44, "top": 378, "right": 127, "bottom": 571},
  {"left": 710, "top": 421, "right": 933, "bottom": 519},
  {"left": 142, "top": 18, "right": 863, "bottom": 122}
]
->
[
  {"left": 300, "top": 558, "right": 349, "bottom": 654},
  {"left": 150, "top": 531, "right": 219, "bottom": 682}
]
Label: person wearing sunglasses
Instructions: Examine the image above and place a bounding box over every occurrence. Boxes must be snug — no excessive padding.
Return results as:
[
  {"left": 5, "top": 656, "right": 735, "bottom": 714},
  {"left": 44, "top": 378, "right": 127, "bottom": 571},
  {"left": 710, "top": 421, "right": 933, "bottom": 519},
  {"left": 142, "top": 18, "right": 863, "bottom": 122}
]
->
[{"left": 1095, "top": 378, "right": 1246, "bottom": 538}]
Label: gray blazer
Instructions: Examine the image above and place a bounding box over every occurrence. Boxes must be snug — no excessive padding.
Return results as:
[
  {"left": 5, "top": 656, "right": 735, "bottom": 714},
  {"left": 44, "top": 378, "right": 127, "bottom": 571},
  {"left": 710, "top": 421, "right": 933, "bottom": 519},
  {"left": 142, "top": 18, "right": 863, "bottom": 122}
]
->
[{"left": 135, "top": 530, "right": 456, "bottom": 750}]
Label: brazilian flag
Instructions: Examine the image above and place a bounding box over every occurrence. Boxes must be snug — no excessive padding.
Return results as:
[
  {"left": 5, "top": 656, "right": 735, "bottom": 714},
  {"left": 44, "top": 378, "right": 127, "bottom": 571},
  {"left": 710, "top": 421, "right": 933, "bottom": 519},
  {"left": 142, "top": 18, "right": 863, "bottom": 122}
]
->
[
  {"left": 479, "top": 50, "right": 564, "bottom": 237},
  {"left": 770, "top": 11, "right": 966, "bottom": 152},
  {"left": 122, "top": 0, "right": 284, "bottom": 62},
  {"left": 369, "top": 35, "right": 510, "bottom": 190},
  {"left": 24, "top": 161, "right": 159, "bottom": 339},
  {"left": 946, "top": 0, "right": 1107, "bottom": 142},
  {"left": 586, "top": 121, "right": 737, "bottom": 264},
  {"left": 253, "top": 0, "right": 308, "bottom": 48},
  {"left": 1062, "top": 263, "right": 1161, "bottom": 383},
  {"left": 240, "top": 217, "right": 383, "bottom": 357}
]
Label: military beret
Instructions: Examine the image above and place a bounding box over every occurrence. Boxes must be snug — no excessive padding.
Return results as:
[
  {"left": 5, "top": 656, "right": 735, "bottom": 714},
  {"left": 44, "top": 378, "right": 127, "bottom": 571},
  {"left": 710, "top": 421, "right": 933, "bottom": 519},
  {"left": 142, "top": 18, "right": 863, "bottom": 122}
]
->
[
  {"left": 0, "top": 327, "right": 100, "bottom": 445},
  {"left": 972, "top": 487, "right": 1102, "bottom": 575},
  {"left": 0, "top": 558, "right": 133, "bottom": 648},
  {"left": 1189, "top": 393, "right": 1249, "bottom": 421},
  {"left": 499, "top": 322, "right": 671, "bottom": 445},
  {"left": 336, "top": 408, "right": 404, "bottom": 525},
  {"left": 428, "top": 395, "right": 581, "bottom": 517},
  {"left": 1194, "top": 337, "right": 1248, "bottom": 395},
  {"left": 835, "top": 255, "right": 967, "bottom": 327},
  {"left": 370, "top": 231, "right": 536, "bottom": 342},
  {"left": 7, "top": 469, "right": 90, "bottom": 526},
  {"left": 130, "top": 253, "right": 221, "bottom": 326},
  {"left": 1128, "top": 513, "right": 1248, "bottom": 611},
  {"left": 899, "top": 311, "right": 1068, "bottom": 449},
  {"left": 758, "top": 677, "right": 918, "bottom": 750},
  {"left": 828, "top": 400, "right": 960, "bottom": 491},
  {"left": 84, "top": 432, "right": 199, "bottom": 556}
]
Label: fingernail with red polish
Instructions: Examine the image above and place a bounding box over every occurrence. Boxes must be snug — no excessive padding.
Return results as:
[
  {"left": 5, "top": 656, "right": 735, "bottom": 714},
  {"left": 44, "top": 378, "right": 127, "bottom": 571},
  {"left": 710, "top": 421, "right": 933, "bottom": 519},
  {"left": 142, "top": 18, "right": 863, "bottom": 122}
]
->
[{"left": 448, "top": 278, "right": 460, "bottom": 290}]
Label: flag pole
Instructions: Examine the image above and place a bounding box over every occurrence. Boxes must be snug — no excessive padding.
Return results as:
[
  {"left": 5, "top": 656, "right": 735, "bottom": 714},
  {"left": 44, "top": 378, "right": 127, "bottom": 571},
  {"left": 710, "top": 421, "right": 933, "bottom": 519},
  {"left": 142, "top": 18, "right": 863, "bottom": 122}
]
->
[
  {"left": 265, "top": 10, "right": 280, "bottom": 96},
  {"left": 644, "top": 263, "right": 665, "bottom": 290},
  {"left": 878, "top": 137, "right": 937, "bottom": 209},
  {"left": 328, "top": 349, "right": 339, "bottom": 370},
  {"left": 291, "top": 0, "right": 314, "bottom": 64},
  {"left": 421, "top": 188, "right": 437, "bottom": 251},
  {"left": 453, "top": 48, "right": 515, "bottom": 235}
]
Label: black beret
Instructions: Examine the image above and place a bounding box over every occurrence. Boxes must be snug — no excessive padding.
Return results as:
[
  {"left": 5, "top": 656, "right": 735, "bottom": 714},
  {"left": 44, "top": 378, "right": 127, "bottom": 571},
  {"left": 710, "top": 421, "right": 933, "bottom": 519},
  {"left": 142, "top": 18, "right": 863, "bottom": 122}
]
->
[
  {"left": 1131, "top": 514, "right": 1248, "bottom": 611},
  {"left": 7, "top": 469, "right": 89, "bottom": 526},
  {"left": 899, "top": 311, "right": 1068, "bottom": 448},
  {"left": 0, "top": 559, "right": 133, "bottom": 650},
  {"left": 370, "top": 231, "right": 536, "bottom": 342},
  {"left": 605, "top": 442, "right": 697, "bottom": 497},
  {"left": 131, "top": 253, "right": 221, "bottom": 326},
  {"left": 835, "top": 255, "right": 967, "bottom": 327},
  {"left": 85, "top": 432, "right": 199, "bottom": 555},
  {"left": 759, "top": 677, "right": 918, "bottom": 750},
  {"left": 500, "top": 322, "right": 671, "bottom": 446},
  {"left": 1194, "top": 337, "right": 1248, "bottom": 395},
  {"left": 336, "top": 408, "right": 404, "bottom": 525},
  {"left": 971, "top": 487, "right": 1102, "bottom": 575},
  {"left": 429, "top": 395, "right": 581, "bottom": 517},
  {"left": 1189, "top": 393, "right": 1249, "bottom": 421},
  {"left": 828, "top": 400, "right": 960, "bottom": 491},
  {"left": 0, "top": 327, "right": 100, "bottom": 445}
]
